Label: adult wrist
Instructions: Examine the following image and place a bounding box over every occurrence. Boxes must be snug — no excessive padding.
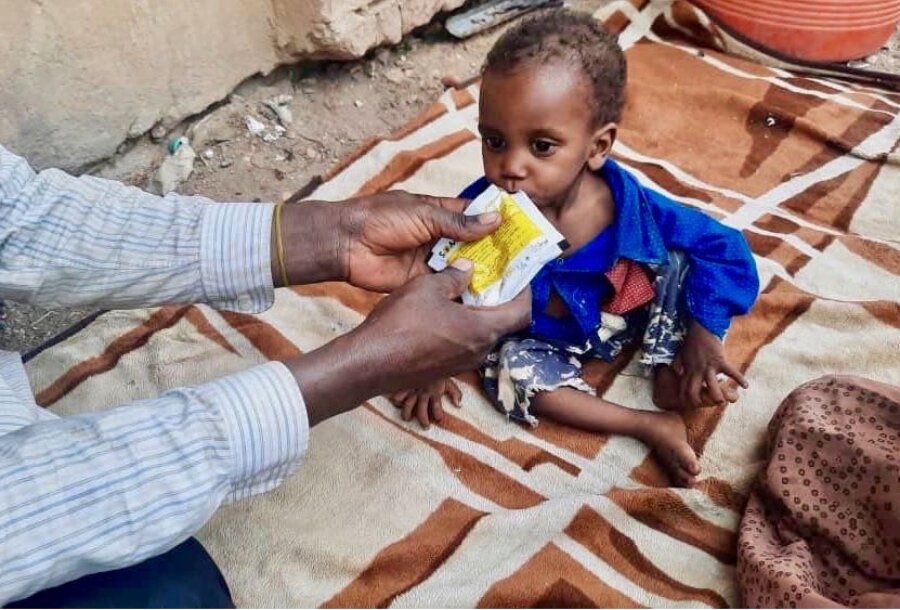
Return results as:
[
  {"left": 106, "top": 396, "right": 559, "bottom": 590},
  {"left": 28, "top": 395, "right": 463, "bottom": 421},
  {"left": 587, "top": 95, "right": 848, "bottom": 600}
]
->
[
  {"left": 271, "top": 201, "right": 349, "bottom": 286},
  {"left": 285, "top": 325, "right": 391, "bottom": 425}
]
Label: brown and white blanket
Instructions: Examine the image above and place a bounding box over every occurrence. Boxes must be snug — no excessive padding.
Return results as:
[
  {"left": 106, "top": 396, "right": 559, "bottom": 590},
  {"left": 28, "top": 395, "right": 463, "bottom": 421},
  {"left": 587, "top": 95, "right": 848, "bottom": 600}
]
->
[{"left": 23, "top": 1, "right": 900, "bottom": 606}]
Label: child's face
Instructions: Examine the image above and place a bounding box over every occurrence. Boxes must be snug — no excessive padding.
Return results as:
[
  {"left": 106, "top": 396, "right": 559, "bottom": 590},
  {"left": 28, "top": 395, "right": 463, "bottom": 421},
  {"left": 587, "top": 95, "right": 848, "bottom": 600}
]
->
[{"left": 478, "top": 63, "right": 614, "bottom": 209}]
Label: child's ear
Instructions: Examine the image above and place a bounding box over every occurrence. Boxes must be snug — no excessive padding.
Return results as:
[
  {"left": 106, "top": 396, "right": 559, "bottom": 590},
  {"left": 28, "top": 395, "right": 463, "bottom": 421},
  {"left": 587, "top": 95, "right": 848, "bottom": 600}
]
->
[{"left": 587, "top": 123, "right": 617, "bottom": 171}]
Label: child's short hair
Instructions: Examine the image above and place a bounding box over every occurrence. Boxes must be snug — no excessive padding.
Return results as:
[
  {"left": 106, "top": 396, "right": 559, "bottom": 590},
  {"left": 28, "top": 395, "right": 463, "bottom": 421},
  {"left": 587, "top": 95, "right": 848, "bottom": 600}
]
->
[{"left": 483, "top": 9, "right": 626, "bottom": 126}]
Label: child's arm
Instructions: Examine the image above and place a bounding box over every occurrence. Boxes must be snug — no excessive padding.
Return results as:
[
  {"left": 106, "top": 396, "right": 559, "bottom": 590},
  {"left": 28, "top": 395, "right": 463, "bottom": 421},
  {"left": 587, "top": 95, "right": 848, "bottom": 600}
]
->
[
  {"left": 387, "top": 378, "right": 462, "bottom": 429},
  {"left": 647, "top": 196, "right": 759, "bottom": 407},
  {"left": 648, "top": 196, "right": 760, "bottom": 339}
]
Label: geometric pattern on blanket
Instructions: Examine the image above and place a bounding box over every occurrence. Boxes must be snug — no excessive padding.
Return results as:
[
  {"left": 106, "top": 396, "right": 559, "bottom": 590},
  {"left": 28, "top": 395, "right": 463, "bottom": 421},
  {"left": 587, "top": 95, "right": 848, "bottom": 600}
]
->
[{"left": 23, "top": 1, "right": 900, "bottom": 607}]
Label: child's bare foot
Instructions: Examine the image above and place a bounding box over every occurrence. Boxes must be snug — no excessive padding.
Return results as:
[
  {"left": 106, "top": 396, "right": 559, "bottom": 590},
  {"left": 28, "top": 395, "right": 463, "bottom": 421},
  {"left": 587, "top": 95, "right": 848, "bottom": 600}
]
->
[{"left": 638, "top": 412, "right": 700, "bottom": 487}]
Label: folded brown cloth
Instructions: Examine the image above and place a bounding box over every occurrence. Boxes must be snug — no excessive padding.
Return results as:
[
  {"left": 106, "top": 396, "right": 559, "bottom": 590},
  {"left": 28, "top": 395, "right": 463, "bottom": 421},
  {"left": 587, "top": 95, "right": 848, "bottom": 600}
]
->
[{"left": 738, "top": 375, "right": 900, "bottom": 608}]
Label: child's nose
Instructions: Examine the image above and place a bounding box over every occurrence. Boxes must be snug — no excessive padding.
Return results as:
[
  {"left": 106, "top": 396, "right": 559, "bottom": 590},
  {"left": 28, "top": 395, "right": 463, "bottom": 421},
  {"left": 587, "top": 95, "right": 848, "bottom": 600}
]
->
[{"left": 499, "top": 152, "right": 527, "bottom": 189}]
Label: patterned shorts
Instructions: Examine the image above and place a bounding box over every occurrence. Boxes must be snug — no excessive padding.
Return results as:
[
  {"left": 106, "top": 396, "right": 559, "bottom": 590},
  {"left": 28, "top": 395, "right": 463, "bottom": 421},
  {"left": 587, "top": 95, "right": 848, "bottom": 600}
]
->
[{"left": 482, "top": 251, "right": 689, "bottom": 426}]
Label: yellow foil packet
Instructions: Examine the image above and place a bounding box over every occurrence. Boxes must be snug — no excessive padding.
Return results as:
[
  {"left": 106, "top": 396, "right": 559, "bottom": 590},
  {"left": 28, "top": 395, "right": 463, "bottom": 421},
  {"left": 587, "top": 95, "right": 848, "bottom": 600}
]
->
[{"left": 429, "top": 185, "right": 567, "bottom": 306}]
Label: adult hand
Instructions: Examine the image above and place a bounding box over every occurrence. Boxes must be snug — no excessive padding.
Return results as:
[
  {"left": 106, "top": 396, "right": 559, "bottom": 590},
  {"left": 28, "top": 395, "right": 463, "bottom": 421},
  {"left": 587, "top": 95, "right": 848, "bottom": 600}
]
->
[
  {"left": 275, "top": 191, "right": 501, "bottom": 292},
  {"left": 287, "top": 260, "right": 530, "bottom": 424}
]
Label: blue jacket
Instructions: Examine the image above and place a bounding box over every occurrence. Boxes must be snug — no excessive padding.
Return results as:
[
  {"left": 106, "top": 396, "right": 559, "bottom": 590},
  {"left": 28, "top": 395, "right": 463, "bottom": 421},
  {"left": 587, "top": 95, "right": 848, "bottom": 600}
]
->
[{"left": 459, "top": 159, "right": 759, "bottom": 341}]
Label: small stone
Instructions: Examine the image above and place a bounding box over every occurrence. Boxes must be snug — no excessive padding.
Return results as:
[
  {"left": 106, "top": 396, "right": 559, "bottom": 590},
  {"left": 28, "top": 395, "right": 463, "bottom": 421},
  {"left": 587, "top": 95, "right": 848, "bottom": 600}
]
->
[
  {"left": 245, "top": 116, "right": 266, "bottom": 136},
  {"left": 150, "top": 124, "right": 167, "bottom": 142},
  {"left": 305, "top": 146, "right": 318, "bottom": 159},
  {"left": 203, "top": 148, "right": 215, "bottom": 159},
  {"left": 265, "top": 94, "right": 294, "bottom": 126},
  {"left": 354, "top": 99, "right": 364, "bottom": 108},
  {"left": 219, "top": 159, "right": 234, "bottom": 168},
  {"left": 384, "top": 67, "right": 404, "bottom": 84}
]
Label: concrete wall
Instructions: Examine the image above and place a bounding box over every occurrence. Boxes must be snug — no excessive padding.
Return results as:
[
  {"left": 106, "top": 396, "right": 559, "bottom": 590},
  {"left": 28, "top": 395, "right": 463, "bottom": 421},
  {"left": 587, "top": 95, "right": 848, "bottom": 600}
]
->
[{"left": 0, "top": 0, "right": 464, "bottom": 171}]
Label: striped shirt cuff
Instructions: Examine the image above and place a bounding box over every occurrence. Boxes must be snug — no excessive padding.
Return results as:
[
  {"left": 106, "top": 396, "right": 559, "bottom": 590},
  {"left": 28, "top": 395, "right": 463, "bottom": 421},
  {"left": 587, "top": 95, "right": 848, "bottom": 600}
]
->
[
  {"left": 200, "top": 362, "right": 309, "bottom": 500},
  {"left": 200, "top": 202, "right": 275, "bottom": 313}
]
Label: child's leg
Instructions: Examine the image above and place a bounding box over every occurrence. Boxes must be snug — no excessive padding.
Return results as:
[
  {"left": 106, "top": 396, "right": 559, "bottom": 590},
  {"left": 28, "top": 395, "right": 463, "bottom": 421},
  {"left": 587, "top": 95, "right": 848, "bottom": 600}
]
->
[
  {"left": 532, "top": 387, "right": 700, "bottom": 486},
  {"left": 652, "top": 365, "right": 739, "bottom": 412}
]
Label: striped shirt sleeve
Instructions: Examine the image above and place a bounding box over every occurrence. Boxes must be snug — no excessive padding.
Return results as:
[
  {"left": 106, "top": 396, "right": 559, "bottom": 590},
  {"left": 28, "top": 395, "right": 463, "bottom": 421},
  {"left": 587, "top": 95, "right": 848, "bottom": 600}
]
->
[
  {"left": 0, "top": 145, "right": 310, "bottom": 604},
  {"left": 0, "top": 359, "right": 308, "bottom": 605},
  {"left": 0, "top": 143, "right": 275, "bottom": 312}
]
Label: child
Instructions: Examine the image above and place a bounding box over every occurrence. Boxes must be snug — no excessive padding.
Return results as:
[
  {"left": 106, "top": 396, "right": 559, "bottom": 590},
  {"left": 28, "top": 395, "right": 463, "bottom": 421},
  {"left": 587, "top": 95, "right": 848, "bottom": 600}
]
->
[{"left": 389, "top": 10, "right": 759, "bottom": 486}]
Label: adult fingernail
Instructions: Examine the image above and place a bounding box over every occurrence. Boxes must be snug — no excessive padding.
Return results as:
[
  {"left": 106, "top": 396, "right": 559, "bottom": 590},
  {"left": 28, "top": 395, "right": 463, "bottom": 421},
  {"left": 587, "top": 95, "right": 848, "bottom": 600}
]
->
[
  {"left": 451, "top": 258, "right": 473, "bottom": 271},
  {"left": 478, "top": 212, "right": 500, "bottom": 224}
]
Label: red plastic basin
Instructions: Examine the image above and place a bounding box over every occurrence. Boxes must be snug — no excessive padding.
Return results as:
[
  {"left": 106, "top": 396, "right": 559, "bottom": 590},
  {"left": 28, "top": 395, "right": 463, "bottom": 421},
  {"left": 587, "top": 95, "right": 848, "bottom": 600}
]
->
[{"left": 693, "top": 0, "right": 900, "bottom": 62}]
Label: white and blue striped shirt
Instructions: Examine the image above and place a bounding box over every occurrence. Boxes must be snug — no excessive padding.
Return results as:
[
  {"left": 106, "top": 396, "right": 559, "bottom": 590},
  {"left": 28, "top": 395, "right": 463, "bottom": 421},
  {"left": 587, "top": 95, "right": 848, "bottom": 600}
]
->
[{"left": 0, "top": 144, "right": 310, "bottom": 605}]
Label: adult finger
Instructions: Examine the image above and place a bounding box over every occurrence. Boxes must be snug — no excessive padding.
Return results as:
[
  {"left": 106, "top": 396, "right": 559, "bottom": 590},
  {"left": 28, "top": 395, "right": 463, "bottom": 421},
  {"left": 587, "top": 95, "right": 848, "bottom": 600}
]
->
[
  {"left": 472, "top": 288, "right": 532, "bottom": 335},
  {"left": 447, "top": 379, "right": 463, "bottom": 407},
  {"left": 416, "top": 395, "right": 431, "bottom": 429},
  {"left": 705, "top": 369, "right": 726, "bottom": 406},
  {"left": 722, "top": 361, "right": 749, "bottom": 389},
  {"left": 417, "top": 194, "right": 469, "bottom": 214}
]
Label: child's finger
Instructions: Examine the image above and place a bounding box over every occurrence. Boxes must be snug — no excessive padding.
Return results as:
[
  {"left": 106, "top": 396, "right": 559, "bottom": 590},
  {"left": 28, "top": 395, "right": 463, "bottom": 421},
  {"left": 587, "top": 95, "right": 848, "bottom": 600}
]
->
[
  {"left": 401, "top": 394, "right": 418, "bottom": 421},
  {"left": 447, "top": 379, "right": 463, "bottom": 407},
  {"left": 416, "top": 395, "right": 431, "bottom": 429},
  {"left": 390, "top": 390, "right": 410, "bottom": 407},
  {"left": 705, "top": 369, "right": 726, "bottom": 406},
  {"left": 430, "top": 395, "right": 445, "bottom": 423},
  {"left": 687, "top": 374, "right": 704, "bottom": 409},
  {"left": 723, "top": 383, "right": 740, "bottom": 403},
  {"left": 721, "top": 361, "right": 749, "bottom": 389},
  {"left": 671, "top": 356, "right": 685, "bottom": 376}
]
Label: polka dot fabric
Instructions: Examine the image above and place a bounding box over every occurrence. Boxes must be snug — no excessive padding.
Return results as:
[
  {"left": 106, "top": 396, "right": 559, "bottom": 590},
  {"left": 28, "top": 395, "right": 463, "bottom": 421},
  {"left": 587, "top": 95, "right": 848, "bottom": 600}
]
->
[{"left": 737, "top": 376, "right": 900, "bottom": 608}]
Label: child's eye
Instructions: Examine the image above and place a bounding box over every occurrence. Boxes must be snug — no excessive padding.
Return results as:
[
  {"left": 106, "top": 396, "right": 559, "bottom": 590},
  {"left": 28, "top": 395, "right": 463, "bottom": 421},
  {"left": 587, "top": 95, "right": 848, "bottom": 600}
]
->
[
  {"left": 531, "top": 140, "right": 557, "bottom": 156},
  {"left": 483, "top": 136, "right": 505, "bottom": 151}
]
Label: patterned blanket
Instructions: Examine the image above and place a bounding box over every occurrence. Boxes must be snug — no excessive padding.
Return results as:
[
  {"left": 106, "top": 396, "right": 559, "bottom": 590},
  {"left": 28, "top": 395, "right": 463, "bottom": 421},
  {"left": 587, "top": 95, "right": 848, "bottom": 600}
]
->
[{"left": 24, "top": 1, "right": 900, "bottom": 606}]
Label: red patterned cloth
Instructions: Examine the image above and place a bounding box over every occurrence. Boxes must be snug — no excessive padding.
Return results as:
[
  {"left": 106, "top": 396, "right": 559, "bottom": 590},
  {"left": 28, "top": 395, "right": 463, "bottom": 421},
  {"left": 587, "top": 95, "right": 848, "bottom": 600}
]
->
[
  {"left": 738, "top": 376, "right": 900, "bottom": 608},
  {"left": 602, "top": 259, "right": 655, "bottom": 314}
]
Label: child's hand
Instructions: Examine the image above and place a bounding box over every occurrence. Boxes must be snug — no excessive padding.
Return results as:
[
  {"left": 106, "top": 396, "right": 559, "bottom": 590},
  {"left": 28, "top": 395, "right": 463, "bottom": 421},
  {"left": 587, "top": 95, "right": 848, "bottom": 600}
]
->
[
  {"left": 387, "top": 378, "right": 463, "bottom": 429},
  {"left": 673, "top": 321, "right": 749, "bottom": 409}
]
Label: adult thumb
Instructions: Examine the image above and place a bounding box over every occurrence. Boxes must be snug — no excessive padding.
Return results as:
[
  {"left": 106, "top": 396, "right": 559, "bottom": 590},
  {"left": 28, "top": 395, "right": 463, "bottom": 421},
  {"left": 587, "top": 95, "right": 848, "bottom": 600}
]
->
[
  {"left": 427, "top": 206, "right": 501, "bottom": 243},
  {"left": 433, "top": 258, "right": 474, "bottom": 299}
]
